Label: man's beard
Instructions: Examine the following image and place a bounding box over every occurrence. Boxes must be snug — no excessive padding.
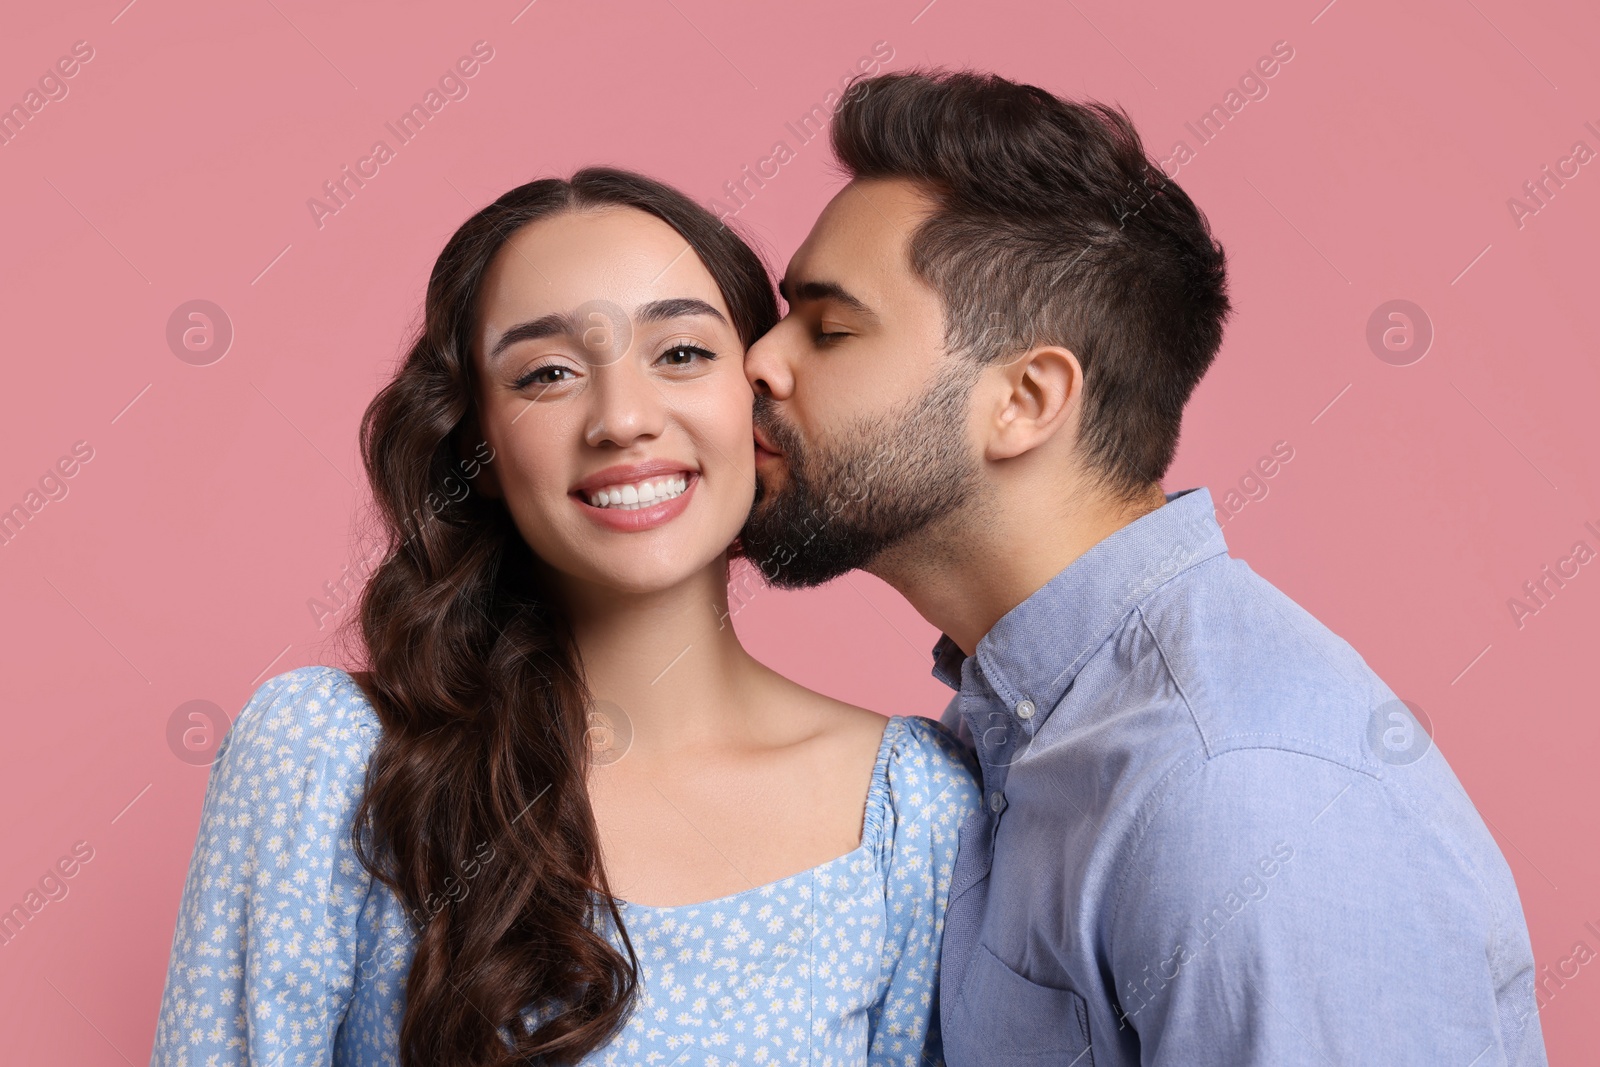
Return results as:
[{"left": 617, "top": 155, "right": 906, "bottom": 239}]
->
[{"left": 740, "top": 368, "right": 983, "bottom": 588}]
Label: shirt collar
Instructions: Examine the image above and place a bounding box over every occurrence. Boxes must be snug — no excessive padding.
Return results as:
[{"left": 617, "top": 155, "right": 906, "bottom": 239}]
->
[{"left": 930, "top": 487, "right": 1229, "bottom": 721}]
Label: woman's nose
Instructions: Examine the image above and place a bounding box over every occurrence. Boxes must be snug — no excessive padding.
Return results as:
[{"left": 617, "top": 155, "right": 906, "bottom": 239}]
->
[{"left": 583, "top": 362, "right": 667, "bottom": 448}]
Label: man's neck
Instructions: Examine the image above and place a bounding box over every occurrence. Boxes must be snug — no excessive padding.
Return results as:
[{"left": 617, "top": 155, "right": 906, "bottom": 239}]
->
[{"left": 871, "top": 480, "right": 1168, "bottom": 657}]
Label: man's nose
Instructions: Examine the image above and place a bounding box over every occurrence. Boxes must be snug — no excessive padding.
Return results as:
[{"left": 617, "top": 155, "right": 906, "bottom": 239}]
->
[{"left": 745, "top": 325, "right": 794, "bottom": 400}]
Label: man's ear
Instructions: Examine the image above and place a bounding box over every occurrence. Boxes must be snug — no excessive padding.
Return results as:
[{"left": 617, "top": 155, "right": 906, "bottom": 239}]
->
[
  {"left": 457, "top": 410, "right": 503, "bottom": 500},
  {"left": 982, "top": 345, "right": 1082, "bottom": 462}
]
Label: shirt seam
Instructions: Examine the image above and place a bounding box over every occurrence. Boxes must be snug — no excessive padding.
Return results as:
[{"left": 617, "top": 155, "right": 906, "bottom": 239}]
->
[
  {"left": 983, "top": 547, "right": 1233, "bottom": 733},
  {"left": 1103, "top": 743, "right": 1510, "bottom": 983},
  {"left": 1132, "top": 591, "right": 1387, "bottom": 771},
  {"left": 1135, "top": 604, "right": 1213, "bottom": 761},
  {"left": 1126, "top": 592, "right": 1505, "bottom": 952},
  {"left": 226, "top": 664, "right": 381, "bottom": 1053},
  {"left": 1106, "top": 745, "right": 1382, "bottom": 953},
  {"left": 861, "top": 715, "right": 911, "bottom": 858},
  {"left": 870, "top": 714, "right": 975, "bottom": 1061},
  {"left": 876, "top": 715, "right": 979, "bottom": 856}
]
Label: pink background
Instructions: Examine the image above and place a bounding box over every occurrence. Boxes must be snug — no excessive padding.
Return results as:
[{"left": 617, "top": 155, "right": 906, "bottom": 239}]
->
[{"left": 2, "top": 0, "right": 1597, "bottom": 1061}]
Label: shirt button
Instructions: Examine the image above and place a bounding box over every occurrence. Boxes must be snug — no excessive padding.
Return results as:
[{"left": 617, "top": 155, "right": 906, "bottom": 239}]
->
[
  {"left": 989, "top": 791, "right": 1005, "bottom": 813},
  {"left": 1016, "top": 699, "right": 1036, "bottom": 720}
]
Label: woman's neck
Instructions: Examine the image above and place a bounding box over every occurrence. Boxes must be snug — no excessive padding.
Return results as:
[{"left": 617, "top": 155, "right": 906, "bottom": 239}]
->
[{"left": 559, "top": 556, "right": 761, "bottom": 757}]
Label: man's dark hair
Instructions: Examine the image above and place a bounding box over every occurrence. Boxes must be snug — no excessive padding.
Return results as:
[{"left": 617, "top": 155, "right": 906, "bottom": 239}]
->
[{"left": 832, "top": 69, "right": 1231, "bottom": 498}]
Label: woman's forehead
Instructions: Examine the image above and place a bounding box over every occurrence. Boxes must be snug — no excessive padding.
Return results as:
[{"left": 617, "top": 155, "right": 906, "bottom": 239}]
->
[{"left": 482, "top": 206, "right": 725, "bottom": 322}]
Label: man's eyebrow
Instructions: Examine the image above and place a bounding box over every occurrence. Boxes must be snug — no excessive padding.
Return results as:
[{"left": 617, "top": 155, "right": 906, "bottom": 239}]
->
[
  {"left": 778, "top": 279, "right": 877, "bottom": 319},
  {"left": 489, "top": 299, "right": 727, "bottom": 362}
]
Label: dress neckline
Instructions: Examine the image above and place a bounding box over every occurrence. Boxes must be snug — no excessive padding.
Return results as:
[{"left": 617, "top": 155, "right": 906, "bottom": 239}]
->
[{"left": 611, "top": 714, "right": 907, "bottom": 914}]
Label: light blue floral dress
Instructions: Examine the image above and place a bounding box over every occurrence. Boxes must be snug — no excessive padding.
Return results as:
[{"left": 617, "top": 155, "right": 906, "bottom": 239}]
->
[{"left": 149, "top": 665, "right": 981, "bottom": 1066}]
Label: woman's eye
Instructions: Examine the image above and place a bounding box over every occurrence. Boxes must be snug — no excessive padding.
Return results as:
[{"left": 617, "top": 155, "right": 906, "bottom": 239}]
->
[
  {"left": 658, "top": 344, "right": 715, "bottom": 366},
  {"left": 514, "top": 365, "right": 575, "bottom": 389},
  {"left": 817, "top": 331, "right": 850, "bottom": 345}
]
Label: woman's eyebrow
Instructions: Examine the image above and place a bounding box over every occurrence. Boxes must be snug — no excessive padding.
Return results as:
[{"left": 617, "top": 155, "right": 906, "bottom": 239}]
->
[
  {"left": 490, "top": 299, "right": 727, "bottom": 363},
  {"left": 634, "top": 298, "right": 727, "bottom": 324},
  {"left": 489, "top": 312, "right": 578, "bottom": 363}
]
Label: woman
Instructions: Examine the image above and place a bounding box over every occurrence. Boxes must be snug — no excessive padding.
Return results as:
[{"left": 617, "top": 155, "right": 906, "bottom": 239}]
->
[{"left": 149, "top": 168, "right": 981, "bottom": 1067}]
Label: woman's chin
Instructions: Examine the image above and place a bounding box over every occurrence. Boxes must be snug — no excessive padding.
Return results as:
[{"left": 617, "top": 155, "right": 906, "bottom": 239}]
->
[
  {"left": 585, "top": 552, "right": 733, "bottom": 599},
  {"left": 552, "top": 520, "right": 745, "bottom": 600},
  {"left": 522, "top": 479, "right": 754, "bottom": 599}
]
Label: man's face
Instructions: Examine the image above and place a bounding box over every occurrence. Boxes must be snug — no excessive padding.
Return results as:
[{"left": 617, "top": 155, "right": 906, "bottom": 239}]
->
[{"left": 740, "top": 178, "right": 984, "bottom": 587}]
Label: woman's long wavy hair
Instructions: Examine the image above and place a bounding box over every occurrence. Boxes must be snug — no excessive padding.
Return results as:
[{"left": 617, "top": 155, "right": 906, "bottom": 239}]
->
[{"left": 345, "top": 168, "right": 778, "bottom": 1065}]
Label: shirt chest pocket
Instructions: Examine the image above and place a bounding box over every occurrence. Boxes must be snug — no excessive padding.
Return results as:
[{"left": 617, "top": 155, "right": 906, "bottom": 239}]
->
[{"left": 945, "top": 943, "right": 1094, "bottom": 1066}]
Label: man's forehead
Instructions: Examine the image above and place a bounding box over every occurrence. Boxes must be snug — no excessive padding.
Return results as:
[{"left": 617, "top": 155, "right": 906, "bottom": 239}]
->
[
  {"left": 786, "top": 178, "right": 935, "bottom": 292},
  {"left": 833, "top": 176, "right": 938, "bottom": 224}
]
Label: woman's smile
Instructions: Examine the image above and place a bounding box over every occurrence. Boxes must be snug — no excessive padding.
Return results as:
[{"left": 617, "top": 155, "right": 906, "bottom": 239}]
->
[{"left": 571, "top": 461, "right": 700, "bottom": 532}]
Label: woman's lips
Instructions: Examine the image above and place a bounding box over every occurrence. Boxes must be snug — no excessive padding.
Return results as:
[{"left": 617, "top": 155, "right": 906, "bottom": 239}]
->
[
  {"left": 572, "top": 460, "right": 696, "bottom": 495},
  {"left": 573, "top": 472, "right": 699, "bottom": 532}
]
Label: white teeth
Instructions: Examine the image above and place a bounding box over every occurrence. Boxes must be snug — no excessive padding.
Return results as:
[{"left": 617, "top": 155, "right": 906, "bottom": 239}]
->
[{"left": 585, "top": 475, "right": 690, "bottom": 510}]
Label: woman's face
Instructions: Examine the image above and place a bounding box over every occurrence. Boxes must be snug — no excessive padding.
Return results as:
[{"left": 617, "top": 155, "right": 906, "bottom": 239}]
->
[{"left": 472, "top": 206, "right": 756, "bottom": 596}]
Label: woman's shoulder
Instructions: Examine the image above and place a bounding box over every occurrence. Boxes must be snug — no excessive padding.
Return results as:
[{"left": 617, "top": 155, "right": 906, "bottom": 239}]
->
[
  {"left": 864, "top": 713, "right": 982, "bottom": 853},
  {"left": 881, "top": 713, "right": 982, "bottom": 802},
  {"left": 218, "top": 664, "right": 383, "bottom": 773}
]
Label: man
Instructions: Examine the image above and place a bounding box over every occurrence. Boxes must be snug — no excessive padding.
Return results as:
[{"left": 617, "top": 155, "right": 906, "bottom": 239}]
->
[{"left": 740, "top": 70, "right": 1546, "bottom": 1066}]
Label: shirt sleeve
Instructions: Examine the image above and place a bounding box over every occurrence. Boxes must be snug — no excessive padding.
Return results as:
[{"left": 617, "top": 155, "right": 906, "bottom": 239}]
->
[
  {"left": 149, "top": 666, "right": 383, "bottom": 1067},
  {"left": 868, "top": 716, "right": 983, "bottom": 1067},
  {"left": 1107, "top": 746, "right": 1543, "bottom": 1067}
]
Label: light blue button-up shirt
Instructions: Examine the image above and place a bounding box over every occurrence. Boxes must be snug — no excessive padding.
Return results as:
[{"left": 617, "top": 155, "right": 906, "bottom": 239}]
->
[{"left": 934, "top": 486, "right": 1547, "bottom": 1066}]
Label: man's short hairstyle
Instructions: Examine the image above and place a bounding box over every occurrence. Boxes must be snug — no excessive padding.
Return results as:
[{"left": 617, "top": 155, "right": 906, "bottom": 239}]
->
[{"left": 832, "top": 69, "right": 1232, "bottom": 498}]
